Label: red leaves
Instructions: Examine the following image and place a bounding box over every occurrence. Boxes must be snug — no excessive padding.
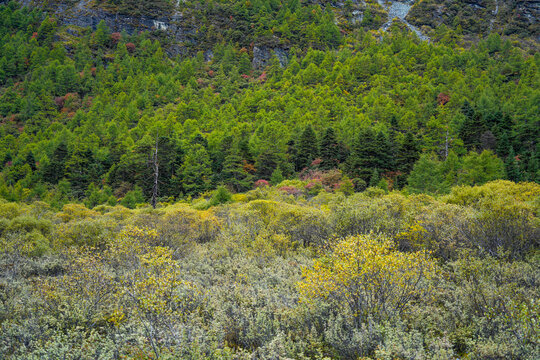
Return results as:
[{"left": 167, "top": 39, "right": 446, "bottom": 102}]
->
[
  {"left": 437, "top": 92, "right": 450, "bottom": 106},
  {"left": 254, "top": 179, "right": 270, "bottom": 188},
  {"left": 126, "top": 43, "right": 136, "bottom": 53},
  {"left": 111, "top": 32, "right": 122, "bottom": 44}
]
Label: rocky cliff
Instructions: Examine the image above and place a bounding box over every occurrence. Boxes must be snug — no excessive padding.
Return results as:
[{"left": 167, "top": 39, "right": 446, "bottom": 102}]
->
[{"left": 2, "top": 0, "right": 538, "bottom": 62}]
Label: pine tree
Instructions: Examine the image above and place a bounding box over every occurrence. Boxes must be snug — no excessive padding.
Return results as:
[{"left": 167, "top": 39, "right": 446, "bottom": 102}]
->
[
  {"left": 180, "top": 144, "right": 212, "bottom": 196},
  {"left": 396, "top": 132, "right": 419, "bottom": 182},
  {"left": 375, "top": 131, "right": 394, "bottom": 172},
  {"left": 459, "top": 101, "right": 486, "bottom": 151},
  {"left": 320, "top": 127, "right": 340, "bottom": 170},
  {"left": 525, "top": 153, "right": 539, "bottom": 182},
  {"left": 346, "top": 128, "right": 382, "bottom": 182},
  {"left": 369, "top": 168, "right": 379, "bottom": 188},
  {"left": 65, "top": 147, "right": 95, "bottom": 199},
  {"left": 270, "top": 168, "right": 284, "bottom": 185},
  {"left": 295, "top": 125, "right": 318, "bottom": 171},
  {"left": 407, "top": 154, "right": 444, "bottom": 194},
  {"left": 440, "top": 150, "right": 461, "bottom": 191},
  {"left": 256, "top": 150, "right": 279, "bottom": 180},
  {"left": 505, "top": 147, "right": 521, "bottom": 182},
  {"left": 43, "top": 142, "right": 68, "bottom": 184},
  {"left": 221, "top": 148, "right": 252, "bottom": 192},
  {"left": 496, "top": 132, "right": 511, "bottom": 158}
]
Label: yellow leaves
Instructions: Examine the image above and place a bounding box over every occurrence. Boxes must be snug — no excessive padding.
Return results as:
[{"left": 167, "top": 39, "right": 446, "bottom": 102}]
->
[
  {"left": 298, "top": 233, "right": 439, "bottom": 319},
  {"left": 56, "top": 203, "right": 99, "bottom": 223},
  {"left": 159, "top": 206, "right": 221, "bottom": 245},
  {"left": 396, "top": 220, "right": 428, "bottom": 249},
  {"left": 444, "top": 180, "right": 540, "bottom": 209}
]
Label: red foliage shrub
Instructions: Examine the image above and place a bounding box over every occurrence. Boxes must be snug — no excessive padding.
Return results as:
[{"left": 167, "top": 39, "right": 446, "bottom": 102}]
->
[
  {"left": 111, "top": 32, "right": 122, "bottom": 44},
  {"left": 254, "top": 179, "right": 270, "bottom": 188},
  {"left": 54, "top": 96, "right": 65, "bottom": 109},
  {"left": 437, "top": 92, "right": 450, "bottom": 106},
  {"left": 126, "top": 42, "right": 136, "bottom": 53},
  {"left": 311, "top": 158, "right": 322, "bottom": 167},
  {"left": 278, "top": 186, "right": 302, "bottom": 196}
]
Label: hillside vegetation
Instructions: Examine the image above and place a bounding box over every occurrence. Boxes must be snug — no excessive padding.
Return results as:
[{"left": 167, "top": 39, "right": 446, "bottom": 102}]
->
[
  {"left": 0, "top": 2, "right": 538, "bottom": 207},
  {"left": 0, "top": 1, "right": 539, "bottom": 359},
  {"left": 1, "top": 180, "right": 539, "bottom": 358}
]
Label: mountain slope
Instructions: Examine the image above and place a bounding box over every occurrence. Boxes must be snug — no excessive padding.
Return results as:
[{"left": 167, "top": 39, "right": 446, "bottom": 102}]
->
[{"left": 0, "top": 0, "right": 538, "bottom": 207}]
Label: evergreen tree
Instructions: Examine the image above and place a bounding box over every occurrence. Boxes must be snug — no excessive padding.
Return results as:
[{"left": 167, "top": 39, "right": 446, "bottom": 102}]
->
[
  {"left": 256, "top": 149, "right": 279, "bottom": 180},
  {"left": 458, "top": 151, "right": 505, "bottom": 185},
  {"left": 346, "top": 128, "right": 380, "bottom": 182},
  {"left": 43, "top": 142, "right": 68, "bottom": 184},
  {"left": 295, "top": 125, "right": 318, "bottom": 171},
  {"left": 496, "top": 132, "right": 511, "bottom": 158},
  {"left": 460, "top": 101, "right": 487, "bottom": 151},
  {"left": 320, "top": 127, "right": 340, "bottom": 170},
  {"left": 369, "top": 168, "right": 379, "bottom": 188},
  {"left": 440, "top": 150, "right": 461, "bottom": 191},
  {"left": 375, "top": 131, "right": 394, "bottom": 172},
  {"left": 65, "top": 147, "right": 96, "bottom": 199},
  {"left": 221, "top": 147, "right": 252, "bottom": 192},
  {"left": 407, "top": 154, "right": 444, "bottom": 194},
  {"left": 180, "top": 144, "right": 212, "bottom": 196},
  {"left": 270, "top": 168, "right": 284, "bottom": 185},
  {"left": 505, "top": 147, "right": 521, "bottom": 182},
  {"left": 395, "top": 132, "right": 419, "bottom": 187}
]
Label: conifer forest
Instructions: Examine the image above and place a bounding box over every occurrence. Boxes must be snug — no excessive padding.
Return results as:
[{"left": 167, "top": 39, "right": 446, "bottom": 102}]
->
[{"left": 0, "top": 0, "right": 538, "bottom": 358}]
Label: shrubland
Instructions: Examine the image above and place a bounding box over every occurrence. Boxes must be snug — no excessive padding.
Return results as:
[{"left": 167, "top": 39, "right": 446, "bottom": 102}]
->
[{"left": 0, "top": 180, "right": 538, "bottom": 359}]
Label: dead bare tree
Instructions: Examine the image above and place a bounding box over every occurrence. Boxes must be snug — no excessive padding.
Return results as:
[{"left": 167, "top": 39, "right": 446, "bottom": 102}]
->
[{"left": 150, "top": 132, "right": 159, "bottom": 209}]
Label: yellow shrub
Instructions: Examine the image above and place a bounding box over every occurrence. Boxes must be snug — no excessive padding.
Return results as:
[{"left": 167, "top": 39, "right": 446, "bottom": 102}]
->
[
  {"left": 158, "top": 206, "right": 221, "bottom": 246},
  {"left": 57, "top": 203, "right": 99, "bottom": 223},
  {"left": 0, "top": 202, "right": 23, "bottom": 220},
  {"left": 298, "top": 233, "right": 439, "bottom": 321}
]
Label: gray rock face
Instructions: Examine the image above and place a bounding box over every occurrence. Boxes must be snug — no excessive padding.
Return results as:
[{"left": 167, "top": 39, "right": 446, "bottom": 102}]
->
[
  {"left": 252, "top": 46, "right": 289, "bottom": 70},
  {"left": 378, "top": 0, "right": 429, "bottom": 41}
]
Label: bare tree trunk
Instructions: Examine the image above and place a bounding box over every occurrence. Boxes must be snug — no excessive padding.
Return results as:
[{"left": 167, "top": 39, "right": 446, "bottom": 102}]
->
[{"left": 151, "top": 132, "right": 159, "bottom": 209}]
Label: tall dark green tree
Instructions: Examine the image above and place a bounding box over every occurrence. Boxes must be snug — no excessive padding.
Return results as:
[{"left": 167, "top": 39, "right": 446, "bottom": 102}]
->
[
  {"left": 460, "top": 101, "right": 487, "bottom": 151},
  {"left": 505, "top": 147, "right": 521, "bottom": 182},
  {"left": 320, "top": 127, "right": 341, "bottom": 170},
  {"left": 346, "top": 128, "right": 382, "bottom": 182},
  {"left": 221, "top": 147, "right": 252, "bottom": 192},
  {"left": 295, "top": 125, "right": 318, "bottom": 171},
  {"left": 180, "top": 144, "right": 212, "bottom": 196},
  {"left": 256, "top": 149, "right": 280, "bottom": 180},
  {"left": 43, "top": 142, "right": 68, "bottom": 184},
  {"left": 375, "top": 131, "right": 394, "bottom": 172}
]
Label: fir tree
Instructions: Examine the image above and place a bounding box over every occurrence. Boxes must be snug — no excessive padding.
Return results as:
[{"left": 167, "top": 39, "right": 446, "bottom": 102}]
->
[
  {"left": 270, "top": 168, "right": 284, "bottom": 185},
  {"left": 505, "top": 147, "right": 521, "bottom": 182},
  {"left": 180, "top": 144, "right": 212, "bottom": 196},
  {"left": 396, "top": 132, "right": 419, "bottom": 183},
  {"left": 295, "top": 125, "right": 318, "bottom": 171},
  {"left": 346, "top": 128, "right": 379, "bottom": 182},
  {"left": 375, "top": 131, "right": 394, "bottom": 172},
  {"left": 369, "top": 168, "right": 379, "bottom": 188},
  {"left": 320, "top": 127, "right": 340, "bottom": 170},
  {"left": 460, "top": 101, "right": 487, "bottom": 151},
  {"left": 407, "top": 154, "right": 444, "bottom": 194},
  {"left": 43, "top": 142, "right": 68, "bottom": 184},
  {"left": 256, "top": 150, "right": 280, "bottom": 180},
  {"left": 221, "top": 147, "right": 252, "bottom": 192}
]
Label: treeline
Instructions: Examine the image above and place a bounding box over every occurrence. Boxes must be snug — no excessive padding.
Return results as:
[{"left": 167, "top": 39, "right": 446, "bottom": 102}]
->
[{"left": 0, "top": 2, "right": 538, "bottom": 207}]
